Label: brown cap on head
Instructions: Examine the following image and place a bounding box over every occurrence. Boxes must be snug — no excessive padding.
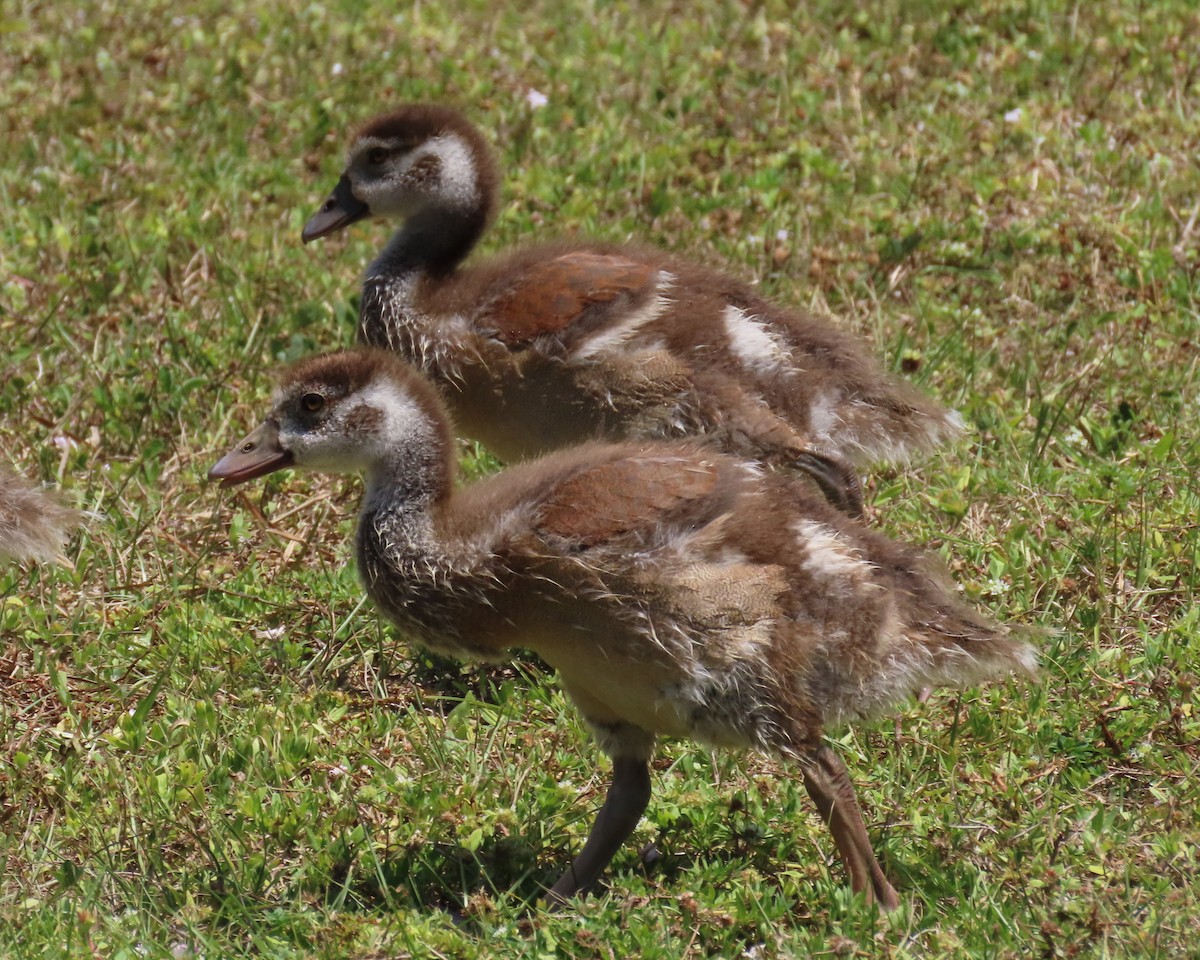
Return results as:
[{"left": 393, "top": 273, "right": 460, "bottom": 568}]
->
[
  {"left": 209, "top": 350, "right": 457, "bottom": 498},
  {"left": 354, "top": 103, "right": 485, "bottom": 149},
  {"left": 278, "top": 350, "right": 453, "bottom": 445},
  {"left": 357, "top": 105, "right": 498, "bottom": 220},
  {"left": 302, "top": 104, "right": 498, "bottom": 247}
]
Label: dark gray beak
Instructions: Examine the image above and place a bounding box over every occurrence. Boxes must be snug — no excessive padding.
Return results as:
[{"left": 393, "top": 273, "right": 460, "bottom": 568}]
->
[
  {"left": 208, "top": 420, "right": 294, "bottom": 487},
  {"left": 302, "top": 173, "right": 370, "bottom": 243}
]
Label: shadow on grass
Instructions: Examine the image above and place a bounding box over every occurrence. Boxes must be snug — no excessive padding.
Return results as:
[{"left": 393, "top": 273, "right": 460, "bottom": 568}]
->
[
  {"left": 317, "top": 805, "right": 910, "bottom": 923},
  {"left": 318, "top": 821, "right": 703, "bottom": 920},
  {"left": 398, "top": 651, "right": 552, "bottom": 717},
  {"left": 322, "top": 833, "right": 554, "bottom": 920}
]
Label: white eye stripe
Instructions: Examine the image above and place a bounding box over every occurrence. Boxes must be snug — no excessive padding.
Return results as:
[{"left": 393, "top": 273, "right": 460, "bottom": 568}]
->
[
  {"left": 357, "top": 380, "right": 423, "bottom": 432},
  {"left": 416, "top": 134, "right": 478, "bottom": 207},
  {"left": 351, "top": 136, "right": 403, "bottom": 165},
  {"left": 350, "top": 132, "right": 479, "bottom": 217}
]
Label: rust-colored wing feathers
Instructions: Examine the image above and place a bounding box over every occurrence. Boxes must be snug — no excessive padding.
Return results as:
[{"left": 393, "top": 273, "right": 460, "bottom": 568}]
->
[
  {"left": 535, "top": 456, "right": 720, "bottom": 548},
  {"left": 483, "top": 252, "right": 658, "bottom": 347}
]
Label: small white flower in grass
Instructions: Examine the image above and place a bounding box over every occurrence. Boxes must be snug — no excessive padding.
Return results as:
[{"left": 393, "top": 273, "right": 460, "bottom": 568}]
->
[
  {"left": 255, "top": 625, "right": 286, "bottom": 640},
  {"left": 525, "top": 88, "right": 548, "bottom": 109},
  {"left": 331, "top": 62, "right": 344, "bottom": 76},
  {"left": 1004, "top": 107, "right": 1023, "bottom": 124},
  {"left": 329, "top": 765, "right": 348, "bottom": 778},
  {"left": 746, "top": 234, "right": 762, "bottom": 246},
  {"left": 52, "top": 436, "right": 77, "bottom": 452},
  {"left": 775, "top": 229, "right": 789, "bottom": 242}
]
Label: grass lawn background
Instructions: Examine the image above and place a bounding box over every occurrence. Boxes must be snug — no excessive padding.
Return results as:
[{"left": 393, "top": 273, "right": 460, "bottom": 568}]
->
[{"left": 2, "top": 1, "right": 1197, "bottom": 956}]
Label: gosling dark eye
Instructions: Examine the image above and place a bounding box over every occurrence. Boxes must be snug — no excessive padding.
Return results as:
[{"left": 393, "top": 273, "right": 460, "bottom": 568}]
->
[
  {"left": 301, "top": 393, "right": 325, "bottom": 413},
  {"left": 367, "top": 147, "right": 388, "bottom": 165}
]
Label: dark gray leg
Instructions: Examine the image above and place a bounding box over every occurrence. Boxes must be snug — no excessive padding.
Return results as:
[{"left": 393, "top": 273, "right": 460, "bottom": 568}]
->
[
  {"left": 802, "top": 745, "right": 901, "bottom": 911},
  {"left": 546, "top": 756, "right": 652, "bottom": 903}
]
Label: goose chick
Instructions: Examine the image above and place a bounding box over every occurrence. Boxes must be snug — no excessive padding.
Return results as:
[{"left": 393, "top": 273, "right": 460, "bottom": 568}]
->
[
  {"left": 210, "top": 348, "right": 1035, "bottom": 909},
  {"left": 302, "top": 104, "right": 966, "bottom": 519},
  {"left": 0, "top": 467, "right": 80, "bottom": 564}
]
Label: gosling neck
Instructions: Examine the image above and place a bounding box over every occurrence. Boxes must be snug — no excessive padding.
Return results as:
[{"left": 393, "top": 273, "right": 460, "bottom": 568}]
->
[{"left": 367, "top": 205, "right": 487, "bottom": 282}]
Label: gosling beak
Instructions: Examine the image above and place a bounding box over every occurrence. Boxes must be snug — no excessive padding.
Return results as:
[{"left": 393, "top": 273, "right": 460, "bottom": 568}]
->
[
  {"left": 208, "top": 420, "right": 294, "bottom": 487},
  {"left": 302, "top": 174, "right": 370, "bottom": 243}
]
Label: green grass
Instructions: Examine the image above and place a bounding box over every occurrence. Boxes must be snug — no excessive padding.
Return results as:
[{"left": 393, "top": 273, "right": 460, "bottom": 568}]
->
[{"left": 2, "top": 0, "right": 1198, "bottom": 956}]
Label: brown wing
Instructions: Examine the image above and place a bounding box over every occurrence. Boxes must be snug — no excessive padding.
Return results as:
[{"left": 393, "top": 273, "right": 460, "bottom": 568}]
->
[
  {"left": 482, "top": 251, "right": 659, "bottom": 348},
  {"left": 535, "top": 456, "right": 721, "bottom": 548}
]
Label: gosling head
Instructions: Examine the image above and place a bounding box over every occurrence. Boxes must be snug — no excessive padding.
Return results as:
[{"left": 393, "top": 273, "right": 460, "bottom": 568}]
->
[
  {"left": 209, "top": 350, "right": 453, "bottom": 496},
  {"left": 302, "top": 104, "right": 497, "bottom": 243}
]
